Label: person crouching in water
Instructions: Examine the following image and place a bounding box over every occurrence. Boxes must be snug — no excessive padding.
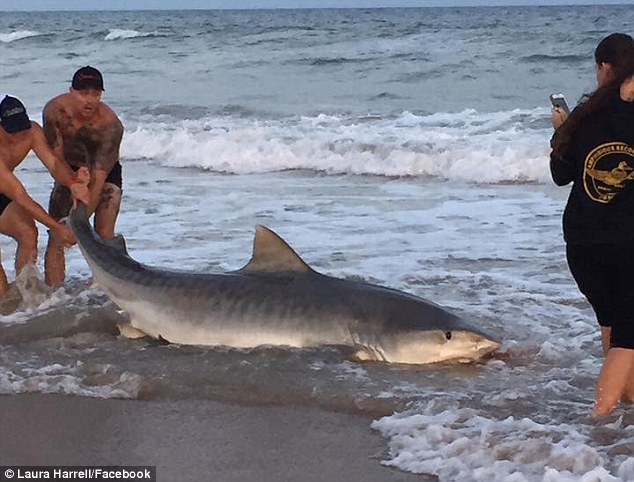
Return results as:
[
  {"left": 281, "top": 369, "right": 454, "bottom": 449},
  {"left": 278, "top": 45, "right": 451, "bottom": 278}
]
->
[{"left": 0, "top": 95, "right": 89, "bottom": 297}]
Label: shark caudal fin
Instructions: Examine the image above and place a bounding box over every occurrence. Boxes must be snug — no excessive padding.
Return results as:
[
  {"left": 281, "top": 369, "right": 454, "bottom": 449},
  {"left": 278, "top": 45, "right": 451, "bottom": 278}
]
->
[
  {"left": 69, "top": 202, "right": 89, "bottom": 222},
  {"left": 69, "top": 202, "right": 130, "bottom": 256},
  {"left": 103, "top": 235, "right": 129, "bottom": 255}
]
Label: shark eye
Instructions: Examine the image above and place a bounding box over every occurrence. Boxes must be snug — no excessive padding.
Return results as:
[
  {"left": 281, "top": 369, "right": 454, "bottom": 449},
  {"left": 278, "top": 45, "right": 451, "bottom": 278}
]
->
[{"left": 445, "top": 331, "right": 452, "bottom": 340}]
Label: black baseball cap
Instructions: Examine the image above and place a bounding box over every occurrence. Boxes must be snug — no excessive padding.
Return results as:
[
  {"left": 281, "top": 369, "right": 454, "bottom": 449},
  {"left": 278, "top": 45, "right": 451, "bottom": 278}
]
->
[
  {"left": 72, "top": 66, "right": 104, "bottom": 91},
  {"left": 0, "top": 95, "right": 32, "bottom": 133}
]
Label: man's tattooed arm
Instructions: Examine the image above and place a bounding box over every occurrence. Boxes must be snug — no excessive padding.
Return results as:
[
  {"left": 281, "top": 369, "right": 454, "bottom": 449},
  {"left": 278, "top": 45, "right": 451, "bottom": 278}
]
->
[
  {"left": 42, "top": 103, "right": 64, "bottom": 154},
  {"left": 93, "top": 118, "right": 124, "bottom": 174}
]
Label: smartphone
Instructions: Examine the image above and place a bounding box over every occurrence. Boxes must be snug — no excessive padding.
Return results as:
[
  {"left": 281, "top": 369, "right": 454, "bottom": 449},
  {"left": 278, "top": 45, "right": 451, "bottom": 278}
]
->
[{"left": 550, "top": 93, "right": 570, "bottom": 115}]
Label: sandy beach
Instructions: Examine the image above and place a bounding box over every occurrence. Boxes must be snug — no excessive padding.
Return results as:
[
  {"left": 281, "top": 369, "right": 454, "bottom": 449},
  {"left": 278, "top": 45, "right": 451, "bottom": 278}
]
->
[{"left": 0, "top": 394, "right": 429, "bottom": 482}]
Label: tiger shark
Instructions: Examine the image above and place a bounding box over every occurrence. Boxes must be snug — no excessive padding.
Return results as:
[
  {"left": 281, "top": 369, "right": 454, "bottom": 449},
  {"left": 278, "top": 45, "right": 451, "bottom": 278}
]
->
[{"left": 68, "top": 203, "right": 499, "bottom": 364}]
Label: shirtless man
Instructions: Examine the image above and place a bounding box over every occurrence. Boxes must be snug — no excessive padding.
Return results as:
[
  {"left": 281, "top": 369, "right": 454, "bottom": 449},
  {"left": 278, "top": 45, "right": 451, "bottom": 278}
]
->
[
  {"left": 0, "top": 94, "right": 89, "bottom": 295},
  {"left": 43, "top": 66, "right": 124, "bottom": 287}
]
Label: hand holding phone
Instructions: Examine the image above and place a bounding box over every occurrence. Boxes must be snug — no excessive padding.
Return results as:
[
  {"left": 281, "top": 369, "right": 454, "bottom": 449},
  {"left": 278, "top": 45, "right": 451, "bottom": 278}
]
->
[{"left": 550, "top": 93, "right": 570, "bottom": 115}]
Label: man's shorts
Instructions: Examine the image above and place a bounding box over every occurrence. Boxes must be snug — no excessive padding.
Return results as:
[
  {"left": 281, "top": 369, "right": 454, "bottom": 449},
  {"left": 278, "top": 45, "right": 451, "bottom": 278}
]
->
[
  {"left": 48, "top": 161, "right": 123, "bottom": 220},
  {"left": 566, "top": 242, "right": 634, "bottom": 349},
  {"left": 0, "top": 194, "right": 12, "bottom": 217}
]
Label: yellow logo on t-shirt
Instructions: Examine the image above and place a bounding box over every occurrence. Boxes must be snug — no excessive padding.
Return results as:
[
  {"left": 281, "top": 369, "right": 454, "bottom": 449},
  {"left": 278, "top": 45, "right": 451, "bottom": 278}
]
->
[{"left": 583, "top": 142, "right": 634, "bottom": 203}]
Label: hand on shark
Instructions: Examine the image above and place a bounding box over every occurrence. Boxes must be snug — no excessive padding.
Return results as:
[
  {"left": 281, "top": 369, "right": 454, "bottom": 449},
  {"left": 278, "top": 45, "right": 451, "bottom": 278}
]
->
[
  {"left": 70, "top": 166, "right": 91, "bottom": 208},
  {"left": 50, "top": 219, "right": 76, "bottom": 247},
  {"left": 55, "top": 167, "right": 91, "bottom": 248}
]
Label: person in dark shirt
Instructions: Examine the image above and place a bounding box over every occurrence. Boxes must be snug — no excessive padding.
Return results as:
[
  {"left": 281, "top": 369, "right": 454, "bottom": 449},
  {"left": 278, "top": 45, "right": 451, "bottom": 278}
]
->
[{"left": 551, "top": 45, "right": 634, "bottom": 416}]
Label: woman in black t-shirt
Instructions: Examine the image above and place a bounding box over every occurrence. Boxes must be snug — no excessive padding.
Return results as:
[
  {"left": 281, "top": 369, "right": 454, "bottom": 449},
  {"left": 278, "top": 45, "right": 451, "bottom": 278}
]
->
[{"left": 551, "top": 47, "right": 634, "bottom": 417}]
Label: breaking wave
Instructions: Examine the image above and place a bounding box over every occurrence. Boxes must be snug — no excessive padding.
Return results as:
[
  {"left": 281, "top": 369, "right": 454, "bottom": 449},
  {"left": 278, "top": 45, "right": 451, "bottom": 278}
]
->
[
  {"left": 122, "top": 108, "right": 553, "bottom": 184},
  {"left": 0, "top": 30, "right": 41, "bottom": 43}
]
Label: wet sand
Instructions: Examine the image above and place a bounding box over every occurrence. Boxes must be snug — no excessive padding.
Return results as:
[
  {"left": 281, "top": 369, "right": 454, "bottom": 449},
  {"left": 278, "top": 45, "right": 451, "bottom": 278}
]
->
[{"left": 0, "top": 394, "right": 431, "bottom": 482}]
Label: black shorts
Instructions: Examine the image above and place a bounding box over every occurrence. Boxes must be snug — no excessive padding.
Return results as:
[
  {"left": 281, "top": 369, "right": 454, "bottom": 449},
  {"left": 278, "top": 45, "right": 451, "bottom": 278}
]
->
[
  {"left": 566, "top": 243, "right": 634, "bottom": 349},
  {"left": 48, "top": 161, "right": 123, "bottom": 220},
  {"left": 105, "top": 161, "right": 122, "bottom": 189},
  {"left": 0, "top": 193, "right": 12, "bottom": 216}
]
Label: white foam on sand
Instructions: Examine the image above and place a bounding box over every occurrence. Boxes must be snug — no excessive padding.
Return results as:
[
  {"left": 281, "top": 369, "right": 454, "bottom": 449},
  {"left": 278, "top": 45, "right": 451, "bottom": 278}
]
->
[
  {"left": 0, "top": 362, "right": 143, "bottom": 399},
  {"left": 372, "top": 402, "right": 634, "bottom": 482},
  {"left": 0, "top": 265, "right": 56, "bottom": 322}
]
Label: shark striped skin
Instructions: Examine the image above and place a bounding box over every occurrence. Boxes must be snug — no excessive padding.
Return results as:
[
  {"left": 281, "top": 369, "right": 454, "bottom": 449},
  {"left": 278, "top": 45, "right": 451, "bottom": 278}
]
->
[{"left": 68, "top": 203, "right": 500, "bottom": 364}]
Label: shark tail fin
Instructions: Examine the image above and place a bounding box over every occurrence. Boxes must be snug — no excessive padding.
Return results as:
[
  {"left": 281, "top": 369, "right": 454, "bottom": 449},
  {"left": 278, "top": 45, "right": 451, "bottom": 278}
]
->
[
  {"left": 70, "top": 202, "right": 89, "bottom": 222},
  {"left": 103, "top": 235, "right": 129, "bottom": 256},
  {"left": 69, "top": 202, "right": 129, "bottom": 255}
]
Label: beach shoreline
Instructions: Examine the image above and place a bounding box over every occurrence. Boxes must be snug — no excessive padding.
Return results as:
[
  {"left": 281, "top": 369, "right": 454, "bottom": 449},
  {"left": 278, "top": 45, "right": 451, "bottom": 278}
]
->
[{"left": 0, "top": 393, "right": 430, "bottom": 482}]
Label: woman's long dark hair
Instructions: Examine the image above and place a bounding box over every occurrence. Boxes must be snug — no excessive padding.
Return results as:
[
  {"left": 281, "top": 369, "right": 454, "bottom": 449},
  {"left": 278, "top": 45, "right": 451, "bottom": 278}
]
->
[
  {"left": 594, "top": 33, "right": 634, "bottom": 67},
  {"left": 552, "top": 45, "right": 634, "bottom": 159}
]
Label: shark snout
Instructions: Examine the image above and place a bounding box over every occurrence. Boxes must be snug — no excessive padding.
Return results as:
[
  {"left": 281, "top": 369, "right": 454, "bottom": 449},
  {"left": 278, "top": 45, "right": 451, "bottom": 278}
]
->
[{"left": 476, "top": 335, "right": 501, "bottom": 356}]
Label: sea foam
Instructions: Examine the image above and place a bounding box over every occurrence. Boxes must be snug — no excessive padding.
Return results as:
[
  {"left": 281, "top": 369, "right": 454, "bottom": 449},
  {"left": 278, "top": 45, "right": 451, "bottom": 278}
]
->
[
  {"left": 105, "top": 29, "right": 154, "bottom": 40},
  {"left": 373, "top": 403, "right": 634, "bottom": 482},
  {"left": 122, "top": 108, "right": 553, "bottom": 183},
  {"left": 0, "top": 31, "right": 40, "bottom": 42}
]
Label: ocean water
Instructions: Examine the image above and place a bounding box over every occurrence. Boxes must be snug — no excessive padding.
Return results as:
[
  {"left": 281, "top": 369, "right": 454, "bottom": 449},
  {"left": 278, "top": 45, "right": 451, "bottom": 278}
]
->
[{"left": 1, "top": 6, "right": 634, "bottom": 481}]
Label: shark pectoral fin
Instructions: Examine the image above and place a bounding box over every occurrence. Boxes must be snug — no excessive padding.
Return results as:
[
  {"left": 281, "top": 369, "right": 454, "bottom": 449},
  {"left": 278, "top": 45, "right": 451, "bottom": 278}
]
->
[
  {"left": 351, "top": 348, "right": 373, "bottom": 362},
  {"left": 234, "top": 225, "right": 316, "bottom": 274},
  {"left": 103, "top": 235, "right": 129, "bottom": 255},
  {"left": 349, "top": 343, "right": 388, "bottom": 363},
  {"left": 117, "top": 324, "right": 149, "bottom": 339},
  {"left": 350, "top": 345, "right": 378, "bottom": 362}
]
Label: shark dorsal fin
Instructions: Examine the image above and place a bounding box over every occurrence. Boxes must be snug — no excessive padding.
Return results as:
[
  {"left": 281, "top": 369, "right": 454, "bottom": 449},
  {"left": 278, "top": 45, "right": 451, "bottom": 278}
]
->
[
  {"left": 237, "top": 225, "right": 313, "bottom": 274},
  {"left": 103, "top": 234, "right": 129, "bottom": 256}
]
